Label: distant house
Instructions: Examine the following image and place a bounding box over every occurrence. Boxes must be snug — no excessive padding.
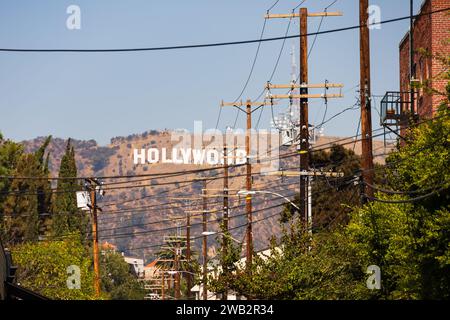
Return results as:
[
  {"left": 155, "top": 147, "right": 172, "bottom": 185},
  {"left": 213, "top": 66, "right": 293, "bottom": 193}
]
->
[
  {"left": 122, "top": 254, "right": 145, "bottom": 278},
  {"left": 100, "top": 241, "right": 117, "bottom": 253},
  {"left": 100, "top": 242, "right": 145, "bottom": 278},
  {"left": 143, "top": 259, "right": 161, "bottom": 280}
]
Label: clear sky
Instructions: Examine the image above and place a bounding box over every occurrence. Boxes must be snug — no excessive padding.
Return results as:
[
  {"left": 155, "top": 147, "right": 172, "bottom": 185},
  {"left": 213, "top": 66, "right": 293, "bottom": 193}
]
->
[{"left": 0, "top": 0, "right": 421, "bottom": 145}]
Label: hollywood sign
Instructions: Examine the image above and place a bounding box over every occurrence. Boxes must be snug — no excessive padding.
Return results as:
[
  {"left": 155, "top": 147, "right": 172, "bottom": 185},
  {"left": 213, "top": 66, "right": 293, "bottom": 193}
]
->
[{"left": 133, "top": 148, "right": 247, "bottom": 165}]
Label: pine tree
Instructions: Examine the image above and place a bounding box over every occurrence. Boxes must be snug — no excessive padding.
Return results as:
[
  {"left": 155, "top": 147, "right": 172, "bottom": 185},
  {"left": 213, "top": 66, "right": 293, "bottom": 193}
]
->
[{"left": 51, "top": 139, "right": 87, "bottom": 239}]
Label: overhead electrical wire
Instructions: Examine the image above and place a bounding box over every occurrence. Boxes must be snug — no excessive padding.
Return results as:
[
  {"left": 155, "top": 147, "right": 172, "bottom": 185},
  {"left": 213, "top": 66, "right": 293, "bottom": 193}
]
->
[
  {"left": 364, "top": 186, "right": 447, "bottom": 204},
  {"left": 43, "top": 175, "right": 360, "bottom": 242},
  {"left": 228, "top": 0, "right": 282, "bottom": 130},
  {"left": 1, "top": 103, "right": 446, "bottom": 185},
  {"left": 0, "top": 8, "right": 447, "bottom": 53}
]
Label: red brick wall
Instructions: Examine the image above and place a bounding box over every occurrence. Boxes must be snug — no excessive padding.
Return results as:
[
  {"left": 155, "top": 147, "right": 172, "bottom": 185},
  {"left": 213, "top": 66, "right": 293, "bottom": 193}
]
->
[
  {"left": 431, "top": 0, "right": 450, "bottom": 112},
  {"left": 399, "top": 0, "right": 449, "bottom": 119}
]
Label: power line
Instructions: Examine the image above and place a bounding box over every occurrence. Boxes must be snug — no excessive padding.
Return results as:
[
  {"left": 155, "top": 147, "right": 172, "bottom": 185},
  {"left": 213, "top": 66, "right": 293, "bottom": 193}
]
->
[
  {"left": 2, "top": 111, "right": 445, "bottom": 184},
  {"left": 68, "top": 173, "right": 360, "bottom": 242},
  {"left": 365, "top": 186, "right": 447, "bottom": 204},
  {"left": 1, "top": 114, "right": 447, "bottom": 199},
  {"left": 363, "top": 181, "right": 449, "bottom": 195},
  {"left": 228, "top": 0, "right": 281, "bottom": 129},
  {"left": 0, "top": 8, "right": 447, "bottom": 53}
]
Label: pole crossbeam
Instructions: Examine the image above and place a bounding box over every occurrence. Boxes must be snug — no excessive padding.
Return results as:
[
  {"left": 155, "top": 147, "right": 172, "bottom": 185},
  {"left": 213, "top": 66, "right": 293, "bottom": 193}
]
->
[
  {"left": 220, "top": 100, "right": 276, "bottom": 107},
  {"left": 265, "top": 11, "right": 343, "bottom": 19},
  {"left": 267, "top": 93, "right": 343, "bottom": 99},
  {"left": 264, "top": 171, "right": 344, "bottom": 177},
  {"left": 266, "top": 83, "right": 343, "bottom": 89}
]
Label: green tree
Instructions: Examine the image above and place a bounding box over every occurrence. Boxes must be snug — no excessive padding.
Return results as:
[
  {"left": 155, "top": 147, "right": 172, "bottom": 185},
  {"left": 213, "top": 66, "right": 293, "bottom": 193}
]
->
[
  {"left": 347, "top": 101, "right": 450, "bottom": 299},
  {"left": 11, "top": 235, "right": 96, "bottom": 300},
  {"left": 51, "top": 139, "right": 87, "bottom": 239},
  {"left": 0, "top": 134, "right": 24, "bottom": 241},
  {"left": 282, "top": 144, "right": 363, "bottom": 228},
  {"left": 100, "top": 249, "right": 145, "bottom": 300},
  {"left": 210, "top": 224, "right": 374, "bottom": 300},
  {"left": 2, "top": 136, "right": 52, "bottom": 244}
]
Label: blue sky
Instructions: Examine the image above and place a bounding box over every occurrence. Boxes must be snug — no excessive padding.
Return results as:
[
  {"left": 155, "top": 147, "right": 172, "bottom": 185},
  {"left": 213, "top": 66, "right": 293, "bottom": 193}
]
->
[{"left": 0, "top": 0, "right": 420, "bottom": 145}]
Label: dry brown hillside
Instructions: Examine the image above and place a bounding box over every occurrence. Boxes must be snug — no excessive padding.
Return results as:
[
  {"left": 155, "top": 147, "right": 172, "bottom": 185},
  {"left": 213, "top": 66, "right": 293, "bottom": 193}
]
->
[{"left": 21, "top": 131, "right": 393, "bottom": 262}]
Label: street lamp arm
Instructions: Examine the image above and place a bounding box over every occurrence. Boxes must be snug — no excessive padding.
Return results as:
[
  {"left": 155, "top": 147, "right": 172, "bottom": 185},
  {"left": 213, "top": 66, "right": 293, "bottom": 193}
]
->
[
  {"left": 237, "top": 190, "right": 300, "bottom": 211},
  {"left": 201, "top": 231, "right": 243, "bottom": 244}
]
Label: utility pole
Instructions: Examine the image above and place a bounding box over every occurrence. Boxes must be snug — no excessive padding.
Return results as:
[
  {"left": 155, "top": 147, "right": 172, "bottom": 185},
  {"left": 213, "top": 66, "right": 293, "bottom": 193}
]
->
[
  {"left": 85, "top": 178, "right": 102, "bottom": 298},
  {"left": 160, "top": 235, "right": 186, "bottom": 300},
  {"left": 185, "top": 209, "right": 192, "bottom": 299},
  {"left": 265, "top": 8, "right": 343, "bottom": 225},
  {"left": 265, "top": 170, "right": 344, "bottom": 234},
  {"left": 359, "top": 0, "right": 374, "bottom": 200},
  {"left": 299, "top": 8, "right": 309, "bottom": 225},
  {"left": 174, "top": 239, "right": 181, "bottom": 299},
  {"left": 220, "top": 99, "right": 274, "bottom": 271},
  {"left": 222, "top": 143, "right": 229, "bottom": 300},
  {"left": 161, "top": 271, "right": 165, "bottom": 300},
  {"left": 245, "top": 100, "right": 253, "bottom": 271},
  {"left": 202, "top": 180, "right": 208, "bottom": 300}
]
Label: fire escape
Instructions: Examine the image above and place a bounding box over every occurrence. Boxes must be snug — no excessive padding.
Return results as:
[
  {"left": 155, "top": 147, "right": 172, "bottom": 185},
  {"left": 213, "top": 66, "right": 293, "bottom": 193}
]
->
[{"left": 379, "top": 91, "right": 414, "bottom": 146}]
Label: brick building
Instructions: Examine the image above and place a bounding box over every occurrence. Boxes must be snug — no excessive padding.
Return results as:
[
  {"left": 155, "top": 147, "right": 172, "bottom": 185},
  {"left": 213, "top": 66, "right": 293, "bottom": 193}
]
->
[
  {"left": 381, "top": 0, "right": 449, "bottom": 132},
  {"left": 399, "top": 0, "right": 449, "bottom": 118}
]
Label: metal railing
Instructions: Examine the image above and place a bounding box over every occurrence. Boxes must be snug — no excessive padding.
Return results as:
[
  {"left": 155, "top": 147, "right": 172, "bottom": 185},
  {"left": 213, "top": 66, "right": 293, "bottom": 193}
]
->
[{"left": 380, "top": 91, "right": 411, "bottom": 126}]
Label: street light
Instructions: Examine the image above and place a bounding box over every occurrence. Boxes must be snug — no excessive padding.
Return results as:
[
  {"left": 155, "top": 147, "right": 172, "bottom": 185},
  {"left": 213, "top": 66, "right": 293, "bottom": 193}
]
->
[
  {"left": 237, "top": 190, "right": 301, "bottom": 212},
  {"left": 201, "top": 231, "right": 245, "bottom": 245}
]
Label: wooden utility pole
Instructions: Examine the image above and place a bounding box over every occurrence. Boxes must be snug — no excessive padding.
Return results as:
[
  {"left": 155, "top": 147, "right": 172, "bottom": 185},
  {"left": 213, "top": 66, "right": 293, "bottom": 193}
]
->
[
  {"left": 245, "top": 100, "right": 253, "bottom": 271},
  {"left": 299, "top": 8, "right": 309, "bottom": 224},
  {"left": 174, "top": 239, "right": 181, "bottom": 299},
  {"left": 185, "top": 210, "right": 192, "bottom": 299},
  {"left": 265, "top": 170, "right": 343, "bottom": 233},
  {"left": 220, "top": 99, "right": 275, "bottom": 271},
  {"left": 265, "top": 8, "right": 343, "bottom": 225},
  {"left": 90, "top": 188, "right": 100, "bottom": 298},
  {"left": 202, "top": 180, "right": 208, "bottom": 300},
  {"left": 161, "top": 271, "right": 165, "bottom": 300},
  {"left": 359, "top": 0, "right": 374, "bottom": 200},
  {"left": 222, "top": 144, "right": 229, "bottom": 300},
  {"left": 86, "top": 178, "right": 101, "bottom": 298}
]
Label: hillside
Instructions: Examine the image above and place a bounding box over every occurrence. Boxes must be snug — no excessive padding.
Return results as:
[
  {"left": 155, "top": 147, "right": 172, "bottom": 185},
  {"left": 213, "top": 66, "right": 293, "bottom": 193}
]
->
[{"left": 21, "top": 131, "right": 394, "bottom": 262}]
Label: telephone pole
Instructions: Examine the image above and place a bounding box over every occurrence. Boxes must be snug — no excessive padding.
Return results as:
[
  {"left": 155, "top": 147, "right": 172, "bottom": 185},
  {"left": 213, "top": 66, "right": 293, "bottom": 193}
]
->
[
  {"left": 174, "top": 239, "right": 181, "bottom": 299},
  {"left": 161, "top": 271, "right": 165, "bottom": 300},
  {"left": 264, "top": 170, "right": 344, "bottom": 234},
  {"left": 220, "top": 99, "right": 274, "bottom": 270},
  {"left": 245, "top": 100, "right": 253, "bottom": 271},
  {"left": 265, "top": 7, "right": 343, "bottom": 225},
  {"left": 85, "top": 178, "right": 102, "bottom": 298},
  {"left": 185, "top": 209, "right": 192, "bottom": 299},
  {"left": 299, "top": 7, "right": 309, "bottom": 224},
  {"left": 202, "top": 180, "right": 208, "bottom": 300},
  {"left": 359, "top": 0, "right": 374, "bottom": 200},
  {"left": 222, "top": 143, "right": 229, "bottom": 300}
]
